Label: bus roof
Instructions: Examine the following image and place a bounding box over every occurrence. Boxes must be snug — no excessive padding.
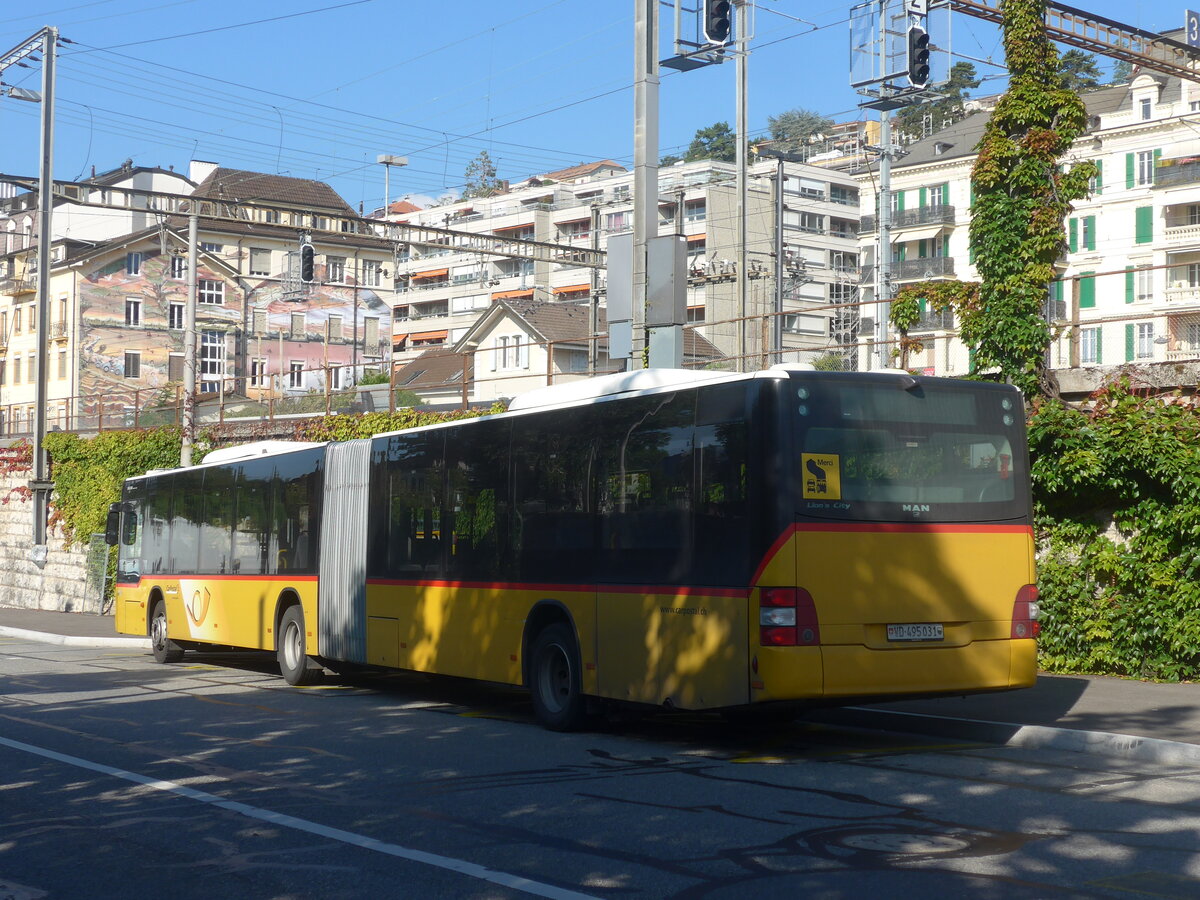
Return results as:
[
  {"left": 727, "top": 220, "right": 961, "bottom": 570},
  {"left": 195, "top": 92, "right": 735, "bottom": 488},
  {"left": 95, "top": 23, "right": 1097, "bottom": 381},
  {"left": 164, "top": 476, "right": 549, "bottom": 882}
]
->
[{"left": 508, "top": 368, "right": 748, "bottom": 412}]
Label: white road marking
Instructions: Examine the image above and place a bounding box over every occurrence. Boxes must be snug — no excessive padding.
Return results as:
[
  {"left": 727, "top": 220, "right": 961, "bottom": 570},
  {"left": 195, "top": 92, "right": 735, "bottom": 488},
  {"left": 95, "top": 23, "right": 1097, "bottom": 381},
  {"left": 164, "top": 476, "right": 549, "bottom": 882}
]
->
[{"left": 0, "top": 735, "right": 599, "bottom": 900}]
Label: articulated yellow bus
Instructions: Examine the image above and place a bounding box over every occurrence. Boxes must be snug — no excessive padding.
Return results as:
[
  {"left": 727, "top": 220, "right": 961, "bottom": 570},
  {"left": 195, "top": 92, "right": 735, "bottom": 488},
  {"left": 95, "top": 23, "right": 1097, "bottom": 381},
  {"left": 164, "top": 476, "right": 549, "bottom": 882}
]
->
[{"left": 109, "top": 366, "right": 1038, "bottom": 730}]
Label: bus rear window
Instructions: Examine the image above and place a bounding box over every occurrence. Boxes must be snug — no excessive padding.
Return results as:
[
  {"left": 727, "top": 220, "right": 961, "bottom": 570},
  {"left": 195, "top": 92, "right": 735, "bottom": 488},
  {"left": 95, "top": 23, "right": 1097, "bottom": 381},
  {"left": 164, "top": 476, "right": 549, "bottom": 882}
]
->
[{"left": 795, "top": 379, "right": 1027, "bottom": 522}]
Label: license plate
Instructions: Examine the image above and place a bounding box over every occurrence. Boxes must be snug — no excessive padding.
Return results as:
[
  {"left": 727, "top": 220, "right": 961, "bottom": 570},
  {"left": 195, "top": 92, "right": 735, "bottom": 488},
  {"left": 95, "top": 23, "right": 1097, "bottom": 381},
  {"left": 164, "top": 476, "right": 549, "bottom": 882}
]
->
[{"left": 887, "top": 623, "right": 944, "bottom": 642}]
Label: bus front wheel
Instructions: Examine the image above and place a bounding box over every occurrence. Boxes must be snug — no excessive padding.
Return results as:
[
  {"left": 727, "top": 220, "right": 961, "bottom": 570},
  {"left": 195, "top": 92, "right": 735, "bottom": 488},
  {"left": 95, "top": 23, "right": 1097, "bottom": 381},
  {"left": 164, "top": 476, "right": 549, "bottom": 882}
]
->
[
  {"left": 150, "top": 601, "right": 184, "bottom": 664},
  {"left": 277, "top": 606, "right": 323, "bottom": 686},
  {"left": 529, "top": 623, "right": 586, "bottom": 732}
]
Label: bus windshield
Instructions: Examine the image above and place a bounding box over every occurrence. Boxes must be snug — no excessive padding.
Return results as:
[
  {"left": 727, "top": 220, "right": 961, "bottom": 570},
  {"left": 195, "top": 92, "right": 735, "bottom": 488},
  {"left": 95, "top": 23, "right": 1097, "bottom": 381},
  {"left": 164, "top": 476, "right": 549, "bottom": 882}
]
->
[{"left": 792, "top": 375, "right": 1028, "bottom": 523}]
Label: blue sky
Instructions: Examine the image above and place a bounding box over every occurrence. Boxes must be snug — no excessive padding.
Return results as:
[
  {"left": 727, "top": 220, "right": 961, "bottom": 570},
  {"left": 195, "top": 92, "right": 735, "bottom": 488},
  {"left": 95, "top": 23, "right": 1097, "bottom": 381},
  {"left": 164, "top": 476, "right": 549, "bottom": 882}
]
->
[{"left": 0, "top": 0, "right": 1183, "bottom": 213}]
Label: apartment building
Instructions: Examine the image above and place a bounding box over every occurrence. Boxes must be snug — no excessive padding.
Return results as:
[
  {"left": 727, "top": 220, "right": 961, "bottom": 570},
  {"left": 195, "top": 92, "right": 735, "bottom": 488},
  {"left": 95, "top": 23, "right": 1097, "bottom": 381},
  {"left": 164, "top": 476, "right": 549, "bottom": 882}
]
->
[
  {"left": 385, "top": 157, "right": 860, "bottom": 370},
  {"left": 0, "top": 162, "right": 395, "bottom": 432},
  {"left": 856, "top": 72, "right": 1200, "bottom": 384}
]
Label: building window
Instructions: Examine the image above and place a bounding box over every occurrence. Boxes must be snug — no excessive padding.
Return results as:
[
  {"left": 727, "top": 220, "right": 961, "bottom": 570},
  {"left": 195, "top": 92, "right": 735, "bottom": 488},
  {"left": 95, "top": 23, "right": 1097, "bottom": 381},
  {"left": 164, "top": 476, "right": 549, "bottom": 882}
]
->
[
  {"left": 249, "top": 248, "right": 271, "bottom": 276},
  {"left": 125, "top": 298, "right": 142, "bottom": 326},
  {"left": 169, "top": 302, "right": 184, "bottom": 330},
  {"left": 170, "top": 255, "right": 187, "bottom": 279},
  {"left": 1137, "top": 150, "right": 1155, "bottom": 186},
  {"left": 291, "top": 312, "right": 306, "bottom": 337},
  {"left": 168, "top": 354, "right": 183, "bottom": 381},
  {"left": 799, "top": 212, "right": 823, "bottom": 234},
  {"left": 124, "top": 351, "right": 141, "bottom": 378},
  {"left": 263, "top": 208, "right": 280, "bottom": 224},
  {"left": 327, "top": 256, "right": 346, "bottom": 282},
  {"left": 328, "top": 315, "right": 344, "bottom": 340},
  {"left": 13, "top": 308, "right": 21, "bottom": 334},
  {"left": 1081, "top": 216, "right": 1094, "bottom": 251},
  {"left": 28, "top": 304, "right": 36, "bottom": 333},
  {"left": 928, "top": 183, "right": 946, "bottom": 206},
  {"left": 253, "top": 308, "right": 268, "bottom": 334},
  {"left": 198, "top": 279, "right": 225, "bottom": 304},
  {"left": 1137, "top": 323, "right": 1154, "bottom": 358},
  {"left": 1136, "top": 266, "right": 1153, "bottom": 303},
  {"left": 250, "top": 358, "right": 267, "bottom": 387},
  {"left": 126, "top": 252, "right": 142, "bottom": 275},
  {"left": 361, "top": 259, "right": 381, "bottom": 287},
  {"left": 1140, "top": 97, "right": 1152, "bottom": 120},
  {"left": 605, "top": 211, "right": 630, "bottom": 233},
  {"left": 330, "top": 366, "right": 343, "bottom": 390},
  {"left": 200, "top": 242, "right": 223, "bottom": 253},
  {"left": 493, "top": 335, "right": 529, "bottom": 370},
  {"left": 289, "top": 361, "right": 304, "bottom": 389},
  {"left": 684, "top": 199, "right": 706, "bottom": 222},
  {"left": 58, "top": 349, "right": 67, "bottom": 379},
  {"left": 27, "top": 355, "right": 35, "bottom": 384},
  {"left": 199, "top": 329, "right": 225, "bottom": 392},
  {"left": 12, "top": 357, "right": 19, "bottom": 385},
  {"left": 1080, "top": 327, "right": 1100, "bottom": 364},
  {"left": 0, "top": 360, "right": 5, "bottom": 386}
]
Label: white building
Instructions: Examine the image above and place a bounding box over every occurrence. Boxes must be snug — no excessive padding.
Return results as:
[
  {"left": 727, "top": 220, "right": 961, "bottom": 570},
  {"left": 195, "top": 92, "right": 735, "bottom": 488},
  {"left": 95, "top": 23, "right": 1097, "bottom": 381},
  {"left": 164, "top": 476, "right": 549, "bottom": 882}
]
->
[
  {"left": 385, "top": 157, "right": 861, "bottom": 371},
  {"left": 856, "top": 73, "right": 1200, "bottom": 387}
]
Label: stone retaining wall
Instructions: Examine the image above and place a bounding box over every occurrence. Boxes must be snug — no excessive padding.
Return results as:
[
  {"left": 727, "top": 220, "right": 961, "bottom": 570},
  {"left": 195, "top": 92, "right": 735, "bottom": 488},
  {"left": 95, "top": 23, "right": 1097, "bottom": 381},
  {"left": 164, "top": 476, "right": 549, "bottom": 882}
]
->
[{"left": 0, "top": 472, "right": 98, "bottom": 613}]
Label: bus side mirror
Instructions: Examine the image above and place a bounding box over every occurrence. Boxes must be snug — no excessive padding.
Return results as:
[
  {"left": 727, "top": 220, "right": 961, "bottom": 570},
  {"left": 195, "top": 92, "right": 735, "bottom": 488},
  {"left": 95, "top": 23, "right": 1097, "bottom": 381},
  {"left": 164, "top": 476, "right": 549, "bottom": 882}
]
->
[{"left": 104, "top": 504, "right": 121, "bottom": 546}]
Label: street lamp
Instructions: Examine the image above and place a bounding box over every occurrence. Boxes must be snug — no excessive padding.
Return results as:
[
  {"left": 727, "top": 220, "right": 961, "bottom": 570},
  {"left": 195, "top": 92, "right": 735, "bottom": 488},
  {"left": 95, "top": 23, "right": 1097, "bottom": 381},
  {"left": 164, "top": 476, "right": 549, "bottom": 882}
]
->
[{"left": 376, "top": 155, "right": 408, "bottom": 218}]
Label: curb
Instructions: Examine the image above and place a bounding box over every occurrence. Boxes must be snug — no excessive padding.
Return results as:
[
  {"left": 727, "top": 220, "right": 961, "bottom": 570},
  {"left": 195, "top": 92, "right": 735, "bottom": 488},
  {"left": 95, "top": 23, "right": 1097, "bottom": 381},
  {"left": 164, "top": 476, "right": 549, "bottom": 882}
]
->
[
  {"left": 813, "top": 706, "right": 1200, "bottom": 767},
  {"left": 0, "top": 625, "right": 150, "bottom": 651}
]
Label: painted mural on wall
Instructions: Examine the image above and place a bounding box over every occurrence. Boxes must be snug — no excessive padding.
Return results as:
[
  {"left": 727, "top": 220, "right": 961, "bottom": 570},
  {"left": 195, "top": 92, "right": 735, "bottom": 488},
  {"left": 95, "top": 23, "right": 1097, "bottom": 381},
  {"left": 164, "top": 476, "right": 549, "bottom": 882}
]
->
[{"left": 78, "top": 242, "right": 390, "bottom": 411}]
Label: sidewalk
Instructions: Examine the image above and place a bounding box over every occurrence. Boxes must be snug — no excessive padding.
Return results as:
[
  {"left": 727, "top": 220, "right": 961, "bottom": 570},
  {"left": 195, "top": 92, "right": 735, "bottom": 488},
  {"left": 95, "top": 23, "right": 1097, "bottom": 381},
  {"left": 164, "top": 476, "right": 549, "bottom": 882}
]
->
[{"left": 2, "top": 605, "right": 1197, "bottom": 764}]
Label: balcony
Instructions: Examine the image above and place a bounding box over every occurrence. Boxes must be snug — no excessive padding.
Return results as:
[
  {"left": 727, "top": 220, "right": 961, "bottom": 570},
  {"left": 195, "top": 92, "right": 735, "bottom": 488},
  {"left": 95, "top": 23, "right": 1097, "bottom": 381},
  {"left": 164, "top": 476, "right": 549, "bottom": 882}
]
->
[
  {"left": 1153, "top": 158, "right": 1200, "bottom": 189},
  {"left": 859, "top": 204, "right": 956, "bottom": 234},
  {"left": 860, "top": 256, "right": 956, "bottom": 283},
  {"left": 909, "top": 308, "right": 955, "bottom": 332},
  {"left": 0, "top": 277, "right": 36, "bottom": 296},
  {"left": 1164, "top": 284, "right": 1200, "bottom": 311},
  {"left": 1164, "top": 222, "right": 1200, "bottom": 248},
  {"left": 50, "top": 321, "right": 68, "bottom": 342}
]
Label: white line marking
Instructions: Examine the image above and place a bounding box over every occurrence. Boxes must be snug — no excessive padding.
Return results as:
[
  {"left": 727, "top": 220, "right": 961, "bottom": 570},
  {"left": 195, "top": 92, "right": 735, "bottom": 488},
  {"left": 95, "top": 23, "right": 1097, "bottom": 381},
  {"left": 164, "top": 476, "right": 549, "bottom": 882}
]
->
[{"left": 0, "top": 735, "right": 599, "bottom": 900}]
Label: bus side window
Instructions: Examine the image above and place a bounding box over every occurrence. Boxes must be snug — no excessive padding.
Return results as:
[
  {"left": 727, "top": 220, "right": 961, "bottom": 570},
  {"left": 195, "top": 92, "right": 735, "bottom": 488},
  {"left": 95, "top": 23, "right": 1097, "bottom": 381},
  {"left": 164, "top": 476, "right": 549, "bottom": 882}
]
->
[
  {"left": 694, "top": 384, "right": 750, "bottom": 585},
  {"left": 445, "top": 417, "right": 512, "bottom": 581},
  {"left": 374, "top": 431, "right": 445, "bottom": 577}
]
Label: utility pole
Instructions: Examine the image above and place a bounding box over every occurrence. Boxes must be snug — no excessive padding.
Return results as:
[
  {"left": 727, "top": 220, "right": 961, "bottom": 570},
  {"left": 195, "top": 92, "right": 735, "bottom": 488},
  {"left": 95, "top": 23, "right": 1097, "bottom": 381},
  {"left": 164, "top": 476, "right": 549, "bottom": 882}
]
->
[
  {"left": 734, "top": 0, "right": 749, "bottom": 372},
  {"left": 875, "top": 108, "right": 893, "bottom": 370},
  {"left": 588, "top": 203, "right": 600, "bottom": 374},
  {"left": 632, "top": 0, "right": 660, "bottom": 369},
  {"left": 30, "top": 26, "right": 57, "bottom": 552},
  {"left": 181, "top": 214, "right": 198, "bottom": 467}
]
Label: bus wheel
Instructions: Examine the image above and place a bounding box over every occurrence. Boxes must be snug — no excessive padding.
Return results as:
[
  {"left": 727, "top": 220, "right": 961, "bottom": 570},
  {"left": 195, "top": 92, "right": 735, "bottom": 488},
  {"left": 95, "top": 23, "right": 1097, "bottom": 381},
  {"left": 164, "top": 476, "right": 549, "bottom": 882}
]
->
[
  {"left": 277, "top": 606, "right": 323, "bottom": 686},
  {"left": 529, "top": 623, "right": 586, "bottom": 732},
  {"left": 150, "top": 601, "right": 184, "bottom": 664}
]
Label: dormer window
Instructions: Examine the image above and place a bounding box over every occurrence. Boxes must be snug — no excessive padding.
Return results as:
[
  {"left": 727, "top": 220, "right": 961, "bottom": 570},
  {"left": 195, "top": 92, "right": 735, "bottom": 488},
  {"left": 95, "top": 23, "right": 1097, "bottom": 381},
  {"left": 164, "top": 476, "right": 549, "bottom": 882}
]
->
[{"left": 1140, "top": 97, "right": 1152, "bottom": 120}]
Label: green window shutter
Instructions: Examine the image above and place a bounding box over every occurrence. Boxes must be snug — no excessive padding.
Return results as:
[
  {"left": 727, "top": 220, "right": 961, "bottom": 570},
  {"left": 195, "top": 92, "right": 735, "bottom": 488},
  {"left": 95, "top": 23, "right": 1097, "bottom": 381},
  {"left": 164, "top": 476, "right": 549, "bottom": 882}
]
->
[
  {"left": 896, "top": 191, "right": 905, "bottom": 212},
  {"left": 1094, "top": 159, "right": 1103, "bottom": 195},
  {"left": 1079, "top": 272, "right": 1096, "bottom": 308},
  {"left": 1085, "top": 215, "right": 1096, "bottom": 250},
  {"left": 1153, "top": 148, "right": 1162, "bottom": 183},
  {"left": 1135, "top": 206, "right": 1153, "bottom": 244},
  {"left": 1125, "top": 323, "right": 1135, "bottom": 361},
  {"left": 1096, "top": 327, "right": 1103, "bottom": 365},
  {"left": 919, "top": 187, "right": 928, "bottom": 208},
  {"left": 1126, "top": 153, "right": 1135, "bottom": 189},
  {"left": 942, "top": 182, "right": 949, "bottom": 202},
  {"left": 1069, "top": 218, "right": 1078, "bottom": 253},
  {"left": 1051, "top": 280, "right": 1063, "bottom": 302},
  {"left": 1125, "top": 267, "right": 1135, "bottom": 303},
  {"left": 968, "top": 241, "right": 975, "bottom": 264},
  {"left": 918, "top": 239, "right": 928, "bottom": 259},
  {"left": 969, "top": 183, "right": 975, "bottom": 208},
  {"left": 918, "top": 298, "right": 928, "bottom": 316}
]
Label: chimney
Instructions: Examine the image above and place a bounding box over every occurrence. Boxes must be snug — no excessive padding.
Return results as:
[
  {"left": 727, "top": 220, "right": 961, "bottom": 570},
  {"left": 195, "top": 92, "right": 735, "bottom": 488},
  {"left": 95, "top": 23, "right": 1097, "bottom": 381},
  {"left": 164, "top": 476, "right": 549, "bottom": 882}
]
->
[{"left": 189, "top": 160, "right": 220, "bottom": 184}]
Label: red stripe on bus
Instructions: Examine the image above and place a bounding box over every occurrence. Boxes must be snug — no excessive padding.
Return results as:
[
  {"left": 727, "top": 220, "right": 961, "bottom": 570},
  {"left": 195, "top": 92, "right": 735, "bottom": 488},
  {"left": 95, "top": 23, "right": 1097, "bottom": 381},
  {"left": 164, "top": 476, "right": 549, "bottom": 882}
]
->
[{"left": 750, "top": 522, "right": 1033, "bottom": 585}]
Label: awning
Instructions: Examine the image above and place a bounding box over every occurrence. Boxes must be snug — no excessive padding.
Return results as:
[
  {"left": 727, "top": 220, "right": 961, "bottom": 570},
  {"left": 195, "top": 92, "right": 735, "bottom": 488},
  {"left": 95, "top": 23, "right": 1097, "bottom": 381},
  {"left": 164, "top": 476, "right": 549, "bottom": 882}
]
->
[
  {"left": 494, "top": 222, "right": 534, "bottom": 233},
  {"left": 411, "top": 267, "right": 448, "bottom": 279},
  {"left": 555, "top": 215, "right": 590, "bottom": 225},
  {"left": 891, "top": 224, "right": 947, "bottom": 244},
  {"left": 393, "top": 334, "right": 409, "bottom": 347},
  {"left": 686, "top": 232, "right": 707, "bottom": 243},
  {"left": 492, "top": 289, "right": 535, "bottom": 300},
  {"left": 411, "top": 330, "right": 448, "bottom": 342},
  {"left": 553, "top": 283, "right": 590, "bottom": 294}
]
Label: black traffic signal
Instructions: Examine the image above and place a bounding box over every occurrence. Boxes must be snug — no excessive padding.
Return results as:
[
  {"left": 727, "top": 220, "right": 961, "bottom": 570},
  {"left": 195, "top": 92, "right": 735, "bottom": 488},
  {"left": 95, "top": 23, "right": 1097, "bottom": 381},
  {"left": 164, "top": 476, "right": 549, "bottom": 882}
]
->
[
  {"left": 703, "top": 0, "right": 731, "bottom": 44},
  {"left": 300, "top": 243, "right": 315, "bottom": 283},
  {"left": 907, "top": 25, "right": 931, "bottom": 88}
]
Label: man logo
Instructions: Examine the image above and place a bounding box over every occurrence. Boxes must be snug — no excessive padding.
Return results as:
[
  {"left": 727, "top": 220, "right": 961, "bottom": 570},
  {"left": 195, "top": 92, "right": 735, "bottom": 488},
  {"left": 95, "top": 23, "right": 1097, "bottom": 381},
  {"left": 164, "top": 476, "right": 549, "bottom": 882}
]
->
[{"left": 903, "top": 504, "right": 931, "bottom": 513}]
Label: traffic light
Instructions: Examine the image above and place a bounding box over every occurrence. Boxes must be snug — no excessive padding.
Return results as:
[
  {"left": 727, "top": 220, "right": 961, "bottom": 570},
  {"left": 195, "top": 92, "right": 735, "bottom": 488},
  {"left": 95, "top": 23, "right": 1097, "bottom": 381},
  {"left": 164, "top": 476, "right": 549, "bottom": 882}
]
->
[
  {"left": 907, "top": 24, "right": 931, "bottom": 88},
  {"left": 703, "top": 0, "right": 731, "bottom": 45},
  {"left": 300, "top": 243, "right": 315, "bottom": 283}
]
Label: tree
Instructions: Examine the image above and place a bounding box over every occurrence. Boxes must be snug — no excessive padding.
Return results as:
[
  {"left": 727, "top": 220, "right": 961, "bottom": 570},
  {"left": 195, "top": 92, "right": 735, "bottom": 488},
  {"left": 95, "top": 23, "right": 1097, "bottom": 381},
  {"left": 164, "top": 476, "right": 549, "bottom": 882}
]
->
[
  {"left": 766, "top": 108, "right": 834, "bottom": 150},
  {"left": 967, "top": 0, "right": 1095, "bottom": 397},
  {"left": 1058, "top": 49, "right": 1102, "bottom": 92},
  {"left": 894, "top": 62, "right": 982, "bottom": 143},
  {"left": 684, "top": 122, "right": 737, "bottom": 163},
  {"left": 463, "top": 150, "right": 502, "bottom": 199},
  {"left": 1111, "top": 59, "right": 1134, "bottom": 83}
]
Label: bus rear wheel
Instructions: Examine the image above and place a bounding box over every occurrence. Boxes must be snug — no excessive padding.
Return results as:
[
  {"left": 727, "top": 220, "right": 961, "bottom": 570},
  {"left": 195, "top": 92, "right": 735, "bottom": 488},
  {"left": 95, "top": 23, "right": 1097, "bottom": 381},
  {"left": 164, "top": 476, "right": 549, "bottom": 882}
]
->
[
  {"left": 529, "top": 622, "right": 586, "bottom": 732},
  {"left": 150, "top": 601, "right": 184, "bottom": 664},
  {"left": 277, "top": 606, "right": 323, "bottom": 686}
]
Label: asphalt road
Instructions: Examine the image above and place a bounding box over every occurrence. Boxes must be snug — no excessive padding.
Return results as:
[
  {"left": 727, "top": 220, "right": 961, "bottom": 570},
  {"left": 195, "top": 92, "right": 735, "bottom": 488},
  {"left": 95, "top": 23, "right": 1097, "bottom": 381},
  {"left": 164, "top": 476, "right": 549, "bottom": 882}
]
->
[{"left": 2, "top": 636, "right": 1200, "bottom": 900}]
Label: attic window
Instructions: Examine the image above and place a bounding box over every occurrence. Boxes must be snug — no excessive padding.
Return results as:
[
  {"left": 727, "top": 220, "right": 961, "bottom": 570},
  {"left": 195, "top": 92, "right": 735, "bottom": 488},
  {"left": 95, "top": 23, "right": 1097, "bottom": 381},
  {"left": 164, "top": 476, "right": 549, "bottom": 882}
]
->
[
  {"left": 934, "top": 141, "right": 953, "bottom": 155},
  {"left": 1140, "top": 97, "right": 1153, "bottom": 120}
]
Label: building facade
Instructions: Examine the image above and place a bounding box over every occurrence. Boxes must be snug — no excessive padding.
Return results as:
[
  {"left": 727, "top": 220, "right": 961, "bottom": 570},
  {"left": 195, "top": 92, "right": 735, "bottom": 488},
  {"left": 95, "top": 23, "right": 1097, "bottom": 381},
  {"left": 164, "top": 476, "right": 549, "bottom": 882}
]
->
[{"left": 856, "top": 74, "right": 1200, "bottom": 384}]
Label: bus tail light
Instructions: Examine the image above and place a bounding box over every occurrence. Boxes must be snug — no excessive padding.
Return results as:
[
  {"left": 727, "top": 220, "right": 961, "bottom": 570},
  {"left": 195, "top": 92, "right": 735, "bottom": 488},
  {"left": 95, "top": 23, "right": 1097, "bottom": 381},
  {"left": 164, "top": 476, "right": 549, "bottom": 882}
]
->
[
  {"left": 1011, "top": 584, "right": 1040, "bottom": 640},
  {"left": 760, "top": 587, "right": 820, "bottom": 647}
]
